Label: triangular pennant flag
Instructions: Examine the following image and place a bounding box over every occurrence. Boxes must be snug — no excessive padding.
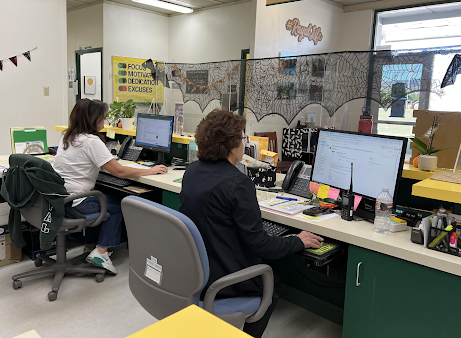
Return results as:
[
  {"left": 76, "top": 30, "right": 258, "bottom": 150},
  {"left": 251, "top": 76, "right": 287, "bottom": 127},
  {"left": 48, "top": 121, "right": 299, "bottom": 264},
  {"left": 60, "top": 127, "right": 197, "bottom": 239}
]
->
[
  {"left": 23, "top": 51, "right": 31, "bottom": 62},
  {"left": 0, "top": 60, "right": 2, "bottom": 71},
  {"left": 9, "top": 56, "right": 17, "bottom": 67}
]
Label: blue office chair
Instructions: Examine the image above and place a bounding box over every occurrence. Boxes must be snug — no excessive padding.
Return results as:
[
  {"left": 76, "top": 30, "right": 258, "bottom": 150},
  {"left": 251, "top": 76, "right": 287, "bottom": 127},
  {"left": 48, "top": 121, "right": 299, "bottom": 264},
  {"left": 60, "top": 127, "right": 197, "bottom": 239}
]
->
[{"left": 121, "top": 196, "right": 274, "bottom": 329}]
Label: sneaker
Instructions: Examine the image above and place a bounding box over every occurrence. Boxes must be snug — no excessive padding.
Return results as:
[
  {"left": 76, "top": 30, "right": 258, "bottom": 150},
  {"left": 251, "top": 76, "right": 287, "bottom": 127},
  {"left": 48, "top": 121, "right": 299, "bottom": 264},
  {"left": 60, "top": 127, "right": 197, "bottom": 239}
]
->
[{"left": 86, "top": 248, "right": 117, "bottom": 274}]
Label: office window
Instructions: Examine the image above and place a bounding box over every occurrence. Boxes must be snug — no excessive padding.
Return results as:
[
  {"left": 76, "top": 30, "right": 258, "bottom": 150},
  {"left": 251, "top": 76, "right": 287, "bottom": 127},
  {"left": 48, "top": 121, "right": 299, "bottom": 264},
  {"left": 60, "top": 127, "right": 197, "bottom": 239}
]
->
[{"left": 373, "top": 2, "right": 461, "bottom": 147}]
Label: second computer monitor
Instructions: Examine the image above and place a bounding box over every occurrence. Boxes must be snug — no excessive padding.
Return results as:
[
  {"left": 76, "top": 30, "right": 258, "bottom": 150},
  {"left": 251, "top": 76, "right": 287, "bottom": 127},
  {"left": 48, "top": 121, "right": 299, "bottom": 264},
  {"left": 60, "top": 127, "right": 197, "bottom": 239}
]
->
[
  {"left": 136, "top": 114, "right": 174, "bottom": 164},
  {"left": 311, "top": 129, "right": 407, "bottom": 202}
]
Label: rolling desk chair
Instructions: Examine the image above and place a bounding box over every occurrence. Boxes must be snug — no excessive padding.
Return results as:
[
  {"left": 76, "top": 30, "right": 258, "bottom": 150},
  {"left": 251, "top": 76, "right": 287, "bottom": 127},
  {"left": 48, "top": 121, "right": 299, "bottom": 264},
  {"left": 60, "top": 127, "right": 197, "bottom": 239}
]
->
[
  {"left": 121, "top": 196, "right": 274, "bottom": 329},
  {"left": 11, "top": 192, "right": 109, "bottom": 301}
]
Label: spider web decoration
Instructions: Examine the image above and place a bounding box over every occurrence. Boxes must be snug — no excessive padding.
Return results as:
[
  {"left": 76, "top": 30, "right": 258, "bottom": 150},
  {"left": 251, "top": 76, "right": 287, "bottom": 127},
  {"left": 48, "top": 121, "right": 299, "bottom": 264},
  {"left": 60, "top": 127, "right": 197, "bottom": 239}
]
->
[
  {"left": 164, "top": 61, "right": 241, "bottom": 111},
  {"left": 163, "top": 46, "right": 461, "bottom": 124}
]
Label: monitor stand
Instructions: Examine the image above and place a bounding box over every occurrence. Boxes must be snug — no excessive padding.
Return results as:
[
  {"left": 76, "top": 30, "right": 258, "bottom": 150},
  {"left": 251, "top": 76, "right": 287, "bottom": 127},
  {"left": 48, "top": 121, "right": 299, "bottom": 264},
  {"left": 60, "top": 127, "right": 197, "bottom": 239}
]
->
[
  {"left": 354, "top": 196, "right": 376, "bottom": 222},
  {"left": 156, "top": 152, "right": 170, "bottom": 167}
]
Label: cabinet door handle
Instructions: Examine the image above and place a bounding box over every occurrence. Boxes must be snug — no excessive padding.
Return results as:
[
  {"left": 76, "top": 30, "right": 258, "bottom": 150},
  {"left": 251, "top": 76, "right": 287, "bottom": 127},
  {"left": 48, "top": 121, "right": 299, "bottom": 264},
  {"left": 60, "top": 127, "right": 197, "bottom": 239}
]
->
[{"left": 356, "top": 262, "right": 362, "bottom": 287}]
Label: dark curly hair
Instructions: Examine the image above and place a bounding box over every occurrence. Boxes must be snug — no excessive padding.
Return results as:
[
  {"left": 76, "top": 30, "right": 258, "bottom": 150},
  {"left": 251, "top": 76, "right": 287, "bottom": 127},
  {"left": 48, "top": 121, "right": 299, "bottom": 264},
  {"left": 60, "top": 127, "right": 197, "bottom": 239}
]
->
[{"left": 195, "top": 109, "right": 246, "bottom": 162}]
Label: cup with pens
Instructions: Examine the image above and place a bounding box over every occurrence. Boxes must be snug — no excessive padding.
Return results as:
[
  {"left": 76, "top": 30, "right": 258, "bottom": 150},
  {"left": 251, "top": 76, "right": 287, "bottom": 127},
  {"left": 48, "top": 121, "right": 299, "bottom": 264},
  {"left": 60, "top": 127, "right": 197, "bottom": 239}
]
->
[{"left": 425, "top": 208, "right": 461, "bottom": 256}]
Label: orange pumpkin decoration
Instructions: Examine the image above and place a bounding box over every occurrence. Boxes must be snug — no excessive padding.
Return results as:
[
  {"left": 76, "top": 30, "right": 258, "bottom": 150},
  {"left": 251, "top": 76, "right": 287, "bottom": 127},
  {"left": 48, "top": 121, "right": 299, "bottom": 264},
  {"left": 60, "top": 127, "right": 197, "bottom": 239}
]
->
[
  {"left": 413, "top": 156, "right": 419, "bottom": 168},
  {"left": 118, "top": 122, "right": 123, "bottom": 128}
]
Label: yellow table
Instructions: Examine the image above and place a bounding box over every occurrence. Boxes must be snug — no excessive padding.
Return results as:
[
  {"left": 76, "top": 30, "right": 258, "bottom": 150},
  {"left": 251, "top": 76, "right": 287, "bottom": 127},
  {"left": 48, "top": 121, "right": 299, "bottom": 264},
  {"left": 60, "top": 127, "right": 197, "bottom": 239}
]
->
[
  {"left": 127, "top": 305, "right": 251, "bottom": 338},
  {"left": 52, "top": 125, "right": 195, "bottom": 145},
  {"left": 412, "top": 177, "right": 461, "bottom": 203}
]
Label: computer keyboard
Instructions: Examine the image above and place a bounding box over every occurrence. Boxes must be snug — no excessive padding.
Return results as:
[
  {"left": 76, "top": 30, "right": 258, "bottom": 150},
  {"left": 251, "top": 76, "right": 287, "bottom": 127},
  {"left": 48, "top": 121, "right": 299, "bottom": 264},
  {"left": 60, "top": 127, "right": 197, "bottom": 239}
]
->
[
  {"left": 97, "top": 172, "right": 132, "bottom": 187},
  {"left": 262, "top": 219, "right": 290, "bottom": 237}
]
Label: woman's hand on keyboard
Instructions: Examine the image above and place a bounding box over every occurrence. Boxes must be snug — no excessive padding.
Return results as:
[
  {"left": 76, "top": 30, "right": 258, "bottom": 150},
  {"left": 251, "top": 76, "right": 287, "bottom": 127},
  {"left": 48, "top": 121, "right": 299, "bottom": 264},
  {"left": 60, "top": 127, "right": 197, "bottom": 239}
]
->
[
  {"left": 146, "top": 165, "right": 168, "bottom": 175},
  {"left": 297, "top": 231, "right": 324, "bottom": 249}
]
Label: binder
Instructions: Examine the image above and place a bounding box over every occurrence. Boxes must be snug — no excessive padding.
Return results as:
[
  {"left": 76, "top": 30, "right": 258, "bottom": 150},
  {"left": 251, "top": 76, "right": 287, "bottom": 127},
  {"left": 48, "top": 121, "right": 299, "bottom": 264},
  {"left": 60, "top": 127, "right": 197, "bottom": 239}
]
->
[{"left": 11, "top": 127, "right": 48, "bottom": 154}]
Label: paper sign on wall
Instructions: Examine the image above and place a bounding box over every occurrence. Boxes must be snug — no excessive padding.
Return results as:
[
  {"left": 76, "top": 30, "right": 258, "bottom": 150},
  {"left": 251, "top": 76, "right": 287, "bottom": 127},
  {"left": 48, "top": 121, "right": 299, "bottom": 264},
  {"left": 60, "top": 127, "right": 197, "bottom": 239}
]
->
[{"left": 112, "top": 56, "right": 164, "bottom": 104}]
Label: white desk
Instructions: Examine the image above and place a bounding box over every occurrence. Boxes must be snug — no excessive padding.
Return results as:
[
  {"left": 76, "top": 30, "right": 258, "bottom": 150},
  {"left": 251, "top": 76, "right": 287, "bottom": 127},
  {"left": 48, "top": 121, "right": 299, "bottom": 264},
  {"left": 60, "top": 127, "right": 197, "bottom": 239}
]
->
[{"left": 105, "top": 164, "right": 461, "bottom": 278}]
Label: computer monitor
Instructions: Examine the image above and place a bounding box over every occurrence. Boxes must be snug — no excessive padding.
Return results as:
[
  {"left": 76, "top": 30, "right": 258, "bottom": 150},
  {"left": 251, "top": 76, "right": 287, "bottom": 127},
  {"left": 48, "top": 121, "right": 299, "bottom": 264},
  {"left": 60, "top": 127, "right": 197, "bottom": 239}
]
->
[
  {"left": 135, "top": 113, "right": 174, "bottom": 165},
  {"left": 311, "top": 129, "right": 407, "bottom": 220}
]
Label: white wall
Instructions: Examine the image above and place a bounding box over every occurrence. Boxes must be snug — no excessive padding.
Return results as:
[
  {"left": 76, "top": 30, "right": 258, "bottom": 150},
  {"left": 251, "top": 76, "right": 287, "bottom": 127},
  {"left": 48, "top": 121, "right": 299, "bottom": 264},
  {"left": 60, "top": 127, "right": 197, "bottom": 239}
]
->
[
  {"left": 0, "top": 0, "right": 68, "bottom": 153},
  {"left": 103, "top": 3, "right": 169, "bottom": 106},
  {"left": 168, "top": 1, "right": 257, "bottom": 133},
  {"left": 169, "top": 1, "right": 256, "bottom": 63},
  {"left": 254, "top": 0, "right": 343, "bottom": 58},
  {"left": 67, "top": 4, "right": 103, "bottom": 115}
]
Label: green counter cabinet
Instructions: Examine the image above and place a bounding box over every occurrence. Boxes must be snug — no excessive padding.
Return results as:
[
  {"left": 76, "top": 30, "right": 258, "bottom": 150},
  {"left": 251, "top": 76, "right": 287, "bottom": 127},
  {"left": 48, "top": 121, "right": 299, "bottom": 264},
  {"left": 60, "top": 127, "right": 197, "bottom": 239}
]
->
[{"left": 343, "top": 245, "right": 461, "bottom": 338}]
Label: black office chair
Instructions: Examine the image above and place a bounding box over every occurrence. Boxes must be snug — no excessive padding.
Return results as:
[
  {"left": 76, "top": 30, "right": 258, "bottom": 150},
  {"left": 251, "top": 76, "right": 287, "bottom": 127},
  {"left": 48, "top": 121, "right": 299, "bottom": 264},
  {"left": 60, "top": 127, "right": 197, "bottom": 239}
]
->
[{"left": 12, "top": 192, "right": 109, "bottom": 301}]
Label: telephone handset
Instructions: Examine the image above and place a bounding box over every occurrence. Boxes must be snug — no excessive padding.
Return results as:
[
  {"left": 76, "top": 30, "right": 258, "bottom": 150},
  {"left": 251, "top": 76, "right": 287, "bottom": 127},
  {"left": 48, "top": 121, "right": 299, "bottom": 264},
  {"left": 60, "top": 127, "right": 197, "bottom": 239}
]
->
[
  {"left": 281, "top": 160, "right": 312, "bottom": 198},
  {"left": 118, "top": 136, "right": 142, "bottom": 162}
]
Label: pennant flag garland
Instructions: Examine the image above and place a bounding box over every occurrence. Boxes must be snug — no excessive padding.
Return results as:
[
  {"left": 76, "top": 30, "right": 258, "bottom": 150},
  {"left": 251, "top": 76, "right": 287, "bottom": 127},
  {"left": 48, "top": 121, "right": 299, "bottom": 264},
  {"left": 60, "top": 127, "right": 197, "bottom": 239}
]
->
[
  {"left": 23, "top": 51, "right": 31, "bottom": 62},
  {"left": 0, "top": 47, "right": 36, "bottom": 72}
]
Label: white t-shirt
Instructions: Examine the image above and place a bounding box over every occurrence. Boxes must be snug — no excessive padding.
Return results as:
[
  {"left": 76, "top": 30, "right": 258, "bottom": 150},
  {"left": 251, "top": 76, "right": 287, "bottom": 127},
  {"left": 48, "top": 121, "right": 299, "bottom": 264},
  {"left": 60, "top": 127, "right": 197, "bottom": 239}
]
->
[{"left": 53, "top": 134, "right": 113, "bottom": 206}]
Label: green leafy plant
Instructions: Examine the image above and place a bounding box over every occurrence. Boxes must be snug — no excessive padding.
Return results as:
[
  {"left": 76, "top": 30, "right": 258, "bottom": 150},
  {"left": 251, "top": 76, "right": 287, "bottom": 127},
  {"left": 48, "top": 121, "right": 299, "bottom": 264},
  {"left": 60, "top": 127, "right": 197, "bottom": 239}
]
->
[
  {"left": 106, "top": 99, "right": 136, "bottom": 125},
  {"left": 411, "top": 117, "right": 454, "bottom": 155},
  {"left": 121, "top": 99, "right": 136, "bottom": 118}
]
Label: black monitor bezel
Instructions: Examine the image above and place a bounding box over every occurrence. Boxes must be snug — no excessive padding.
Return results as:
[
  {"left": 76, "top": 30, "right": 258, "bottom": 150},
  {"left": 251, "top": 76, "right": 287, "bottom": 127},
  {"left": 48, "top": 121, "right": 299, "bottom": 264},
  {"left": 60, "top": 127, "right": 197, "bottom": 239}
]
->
[
  {"left": 135, "top": 114, "right": 174, "bottom": 154},
  {"left": 310, "top": 128, "right": 408, "bottom": 207}
]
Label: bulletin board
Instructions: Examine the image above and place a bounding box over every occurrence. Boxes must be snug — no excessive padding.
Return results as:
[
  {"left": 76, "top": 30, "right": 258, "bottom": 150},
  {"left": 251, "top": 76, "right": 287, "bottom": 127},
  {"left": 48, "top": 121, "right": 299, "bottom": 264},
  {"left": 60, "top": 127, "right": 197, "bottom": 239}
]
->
[
  {"left": 112, "top": 56, "right": 164, "bottom": 104},
  {"left": 412, "top": 110, "right": 461, "bottom": 169}
]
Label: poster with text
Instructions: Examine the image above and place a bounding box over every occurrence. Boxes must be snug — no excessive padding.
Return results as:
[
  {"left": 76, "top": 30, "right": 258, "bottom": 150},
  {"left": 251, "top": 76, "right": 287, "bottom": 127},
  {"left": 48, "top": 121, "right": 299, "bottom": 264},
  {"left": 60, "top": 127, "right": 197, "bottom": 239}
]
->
[{"left": 112, "top": 56, "right": 164, "bottom": 104}]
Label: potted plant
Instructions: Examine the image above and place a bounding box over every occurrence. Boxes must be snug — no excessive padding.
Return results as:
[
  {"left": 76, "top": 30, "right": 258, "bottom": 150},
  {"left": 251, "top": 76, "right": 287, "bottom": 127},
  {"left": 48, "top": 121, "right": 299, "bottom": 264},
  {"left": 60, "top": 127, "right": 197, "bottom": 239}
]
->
[
  {"left": 120, "top": 99, "right": 136, "bottom": 130},
  {"left": 106, "top": 99, "right": 136, "bottom": 130},
  {"left": 411, "top": 117, "right": 454, "bottom": 171}
]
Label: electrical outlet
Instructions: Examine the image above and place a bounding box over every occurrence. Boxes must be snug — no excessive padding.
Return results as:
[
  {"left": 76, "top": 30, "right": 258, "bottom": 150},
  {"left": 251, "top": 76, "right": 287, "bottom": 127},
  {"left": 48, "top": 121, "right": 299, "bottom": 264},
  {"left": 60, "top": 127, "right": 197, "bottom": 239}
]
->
[{"left": 43, "top": 87, "right": 49, "bottom": 96}]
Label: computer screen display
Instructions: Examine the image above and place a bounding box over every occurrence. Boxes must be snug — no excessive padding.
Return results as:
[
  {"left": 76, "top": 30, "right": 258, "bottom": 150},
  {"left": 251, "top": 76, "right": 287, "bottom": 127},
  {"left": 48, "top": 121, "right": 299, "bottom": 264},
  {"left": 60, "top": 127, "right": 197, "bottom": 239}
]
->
[
  {"left": 135, "top": 114, "right": 174, "bottom": 153},
  {"left": 311, "top": 130, "right": 407, "bottom": 200}
]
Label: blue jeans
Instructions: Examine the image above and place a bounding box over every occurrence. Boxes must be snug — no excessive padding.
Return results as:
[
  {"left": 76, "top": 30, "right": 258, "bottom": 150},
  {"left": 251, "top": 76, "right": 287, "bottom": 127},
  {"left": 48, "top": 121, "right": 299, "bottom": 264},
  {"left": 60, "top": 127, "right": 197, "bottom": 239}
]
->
[{"left": 74, "top": 194, "right": 123, "bottom": 248}]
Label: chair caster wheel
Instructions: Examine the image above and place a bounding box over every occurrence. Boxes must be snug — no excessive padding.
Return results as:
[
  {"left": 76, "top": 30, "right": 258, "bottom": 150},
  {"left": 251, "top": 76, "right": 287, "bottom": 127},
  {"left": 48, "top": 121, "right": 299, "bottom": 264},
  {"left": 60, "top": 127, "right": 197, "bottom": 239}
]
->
[
  {"left": 48, "top": 291, "right": 58, "bottom": 302},
  {"left": 34, "top": 259, "right": 43, "bottom": 267},
  {"left": 12, "top": 280, "right": 22, "bottom": 290},
  {"left": 95, "top": 274, "right": 105, "bottom": 283}
]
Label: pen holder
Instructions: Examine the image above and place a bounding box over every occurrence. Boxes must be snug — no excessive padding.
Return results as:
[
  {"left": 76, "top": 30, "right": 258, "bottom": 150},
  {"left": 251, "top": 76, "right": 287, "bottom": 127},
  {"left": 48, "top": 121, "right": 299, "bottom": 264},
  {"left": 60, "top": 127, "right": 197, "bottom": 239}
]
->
[
  {"left": 247, "top": 166, "right": 277, "bottom": 188},
  {"left": 427, "top": 225, "right": 460, "bottom": 257}
]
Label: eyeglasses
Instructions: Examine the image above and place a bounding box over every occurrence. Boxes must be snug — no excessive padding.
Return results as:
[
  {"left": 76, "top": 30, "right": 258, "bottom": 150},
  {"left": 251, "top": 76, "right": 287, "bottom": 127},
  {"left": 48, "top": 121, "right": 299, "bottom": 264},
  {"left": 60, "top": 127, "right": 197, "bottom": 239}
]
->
[{"left": 242, "top": 135, "right": 249, "bottom": 145}]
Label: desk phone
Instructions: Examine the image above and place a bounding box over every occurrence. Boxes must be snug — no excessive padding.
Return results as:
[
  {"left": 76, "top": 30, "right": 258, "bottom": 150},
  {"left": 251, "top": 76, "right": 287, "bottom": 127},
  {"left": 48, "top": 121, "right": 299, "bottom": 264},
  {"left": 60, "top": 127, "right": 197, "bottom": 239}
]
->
[
  {"left": 118, "top": 137, "right": 142, "bottom": 162},
  {"left": 281, "top": 160, "right": 311, "bottom": 198}
]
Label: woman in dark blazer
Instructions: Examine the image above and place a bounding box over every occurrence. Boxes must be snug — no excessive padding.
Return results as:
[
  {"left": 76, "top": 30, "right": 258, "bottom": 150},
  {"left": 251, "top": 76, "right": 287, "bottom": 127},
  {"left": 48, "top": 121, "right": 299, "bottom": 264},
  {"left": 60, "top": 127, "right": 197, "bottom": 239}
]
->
[{"left": 180, "top": 109, "right": 323, "bottom": 338}]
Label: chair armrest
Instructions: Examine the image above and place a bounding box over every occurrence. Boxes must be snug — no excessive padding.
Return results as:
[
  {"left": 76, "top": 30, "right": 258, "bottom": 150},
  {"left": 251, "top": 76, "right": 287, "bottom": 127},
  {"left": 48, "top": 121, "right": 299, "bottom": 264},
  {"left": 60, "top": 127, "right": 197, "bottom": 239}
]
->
[
  {"left": 64, "top": 191, "right": 107, "bottom": 228},
  {"left": 203, "top": 264, "right": 274, "bottom": 323}
]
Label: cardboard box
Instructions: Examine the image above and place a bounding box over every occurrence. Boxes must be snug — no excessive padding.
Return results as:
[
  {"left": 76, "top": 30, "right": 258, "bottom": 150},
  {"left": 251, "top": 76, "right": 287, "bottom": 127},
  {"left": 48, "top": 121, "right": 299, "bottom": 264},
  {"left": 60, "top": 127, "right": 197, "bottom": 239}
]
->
[
  {"left": 412, "top": 110, "right": 461, "bottom": 169},
  {"left": 0, "top": 234, "right": 22, "bottom": 267}
]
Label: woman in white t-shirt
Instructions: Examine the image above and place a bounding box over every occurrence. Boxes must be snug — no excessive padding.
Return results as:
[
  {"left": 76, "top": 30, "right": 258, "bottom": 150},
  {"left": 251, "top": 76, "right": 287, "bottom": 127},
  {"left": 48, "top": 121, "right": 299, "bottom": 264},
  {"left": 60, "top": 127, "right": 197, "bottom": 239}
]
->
[{"left": 53, "top": 99, "right": 168, "bottom": 274}]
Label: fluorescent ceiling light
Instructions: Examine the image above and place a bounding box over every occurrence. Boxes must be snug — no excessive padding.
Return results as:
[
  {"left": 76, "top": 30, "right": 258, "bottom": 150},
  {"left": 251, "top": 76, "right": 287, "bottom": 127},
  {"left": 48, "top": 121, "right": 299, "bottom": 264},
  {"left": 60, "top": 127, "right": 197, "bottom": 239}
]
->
[{"left": 133, "top": 0, "right": 193, "bottom": 13}]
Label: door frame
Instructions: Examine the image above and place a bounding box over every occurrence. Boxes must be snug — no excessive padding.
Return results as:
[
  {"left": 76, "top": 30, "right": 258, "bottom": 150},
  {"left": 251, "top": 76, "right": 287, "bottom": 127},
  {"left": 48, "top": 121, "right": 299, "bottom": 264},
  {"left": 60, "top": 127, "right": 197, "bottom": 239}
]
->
[{"left": 75, "top": 48, "right": 103, "bottom": 102}]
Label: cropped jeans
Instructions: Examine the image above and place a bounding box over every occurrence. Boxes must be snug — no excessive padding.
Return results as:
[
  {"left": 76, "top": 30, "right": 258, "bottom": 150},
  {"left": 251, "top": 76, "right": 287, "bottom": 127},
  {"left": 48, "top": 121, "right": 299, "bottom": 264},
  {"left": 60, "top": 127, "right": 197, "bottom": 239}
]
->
[{"left": 74, "top": 194, "right": 123, "bottom": 248}]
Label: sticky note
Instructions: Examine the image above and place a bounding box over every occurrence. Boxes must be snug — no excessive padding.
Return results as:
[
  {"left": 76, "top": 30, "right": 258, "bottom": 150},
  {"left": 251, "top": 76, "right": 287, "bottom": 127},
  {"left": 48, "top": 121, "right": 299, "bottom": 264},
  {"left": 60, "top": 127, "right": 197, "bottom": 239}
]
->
[
  {"left": 309, "top": 182, "right": 319, "bottom": 194},
  {"left": 318, "top": 184, "right": 330, "bottom": 199},
  {"left": 106, "top": 128, "right": 116, "bottom": 139},
  {"left": 189, "top": 140, "right": 197, "bottom": 151},
  {"left": 327, "top": 187, "right": 340, "bottom": 201},
  {"left": 354, "top": 195, "right": 362, "bottom": 211}
]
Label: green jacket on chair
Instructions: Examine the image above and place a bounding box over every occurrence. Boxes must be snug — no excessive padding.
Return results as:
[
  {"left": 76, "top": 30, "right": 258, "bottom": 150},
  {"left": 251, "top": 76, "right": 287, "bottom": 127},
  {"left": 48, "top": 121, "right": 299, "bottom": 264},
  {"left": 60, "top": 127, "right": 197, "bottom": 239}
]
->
[{"left": 0, "top": 154, "right": 84, "bottom": 250}]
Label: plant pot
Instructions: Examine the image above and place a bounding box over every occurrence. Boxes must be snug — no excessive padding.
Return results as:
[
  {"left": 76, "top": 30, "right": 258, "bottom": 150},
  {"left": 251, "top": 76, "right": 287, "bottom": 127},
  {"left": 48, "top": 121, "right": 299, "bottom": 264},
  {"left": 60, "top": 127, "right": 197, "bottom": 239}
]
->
[
  {"left": 121, "top": 117, "right": 135, "bottom": 131},
  {"left": 418, "top": 154, "right": 438, "bottom": 171}
]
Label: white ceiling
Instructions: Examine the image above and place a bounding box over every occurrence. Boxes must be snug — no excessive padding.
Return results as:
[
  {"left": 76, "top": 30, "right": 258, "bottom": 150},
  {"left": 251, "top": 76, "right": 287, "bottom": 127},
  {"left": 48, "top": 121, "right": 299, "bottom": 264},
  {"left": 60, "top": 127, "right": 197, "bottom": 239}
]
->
[{"left": 67, "top": 0, "right": 249, "bottom": 15}]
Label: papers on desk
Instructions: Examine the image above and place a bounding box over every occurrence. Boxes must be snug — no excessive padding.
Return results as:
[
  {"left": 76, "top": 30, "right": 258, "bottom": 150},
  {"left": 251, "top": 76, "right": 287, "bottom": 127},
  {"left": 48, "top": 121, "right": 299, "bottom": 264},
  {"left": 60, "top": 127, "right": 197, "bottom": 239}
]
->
[
  {"left": 297, "top": 212, "right": 339, "bottom": 222},
  {"left": 123, "top": 163, "right": 149, "bottom": 170},
  {"left": 259, "top": 198, "right": 314, "bottom": 215}
]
